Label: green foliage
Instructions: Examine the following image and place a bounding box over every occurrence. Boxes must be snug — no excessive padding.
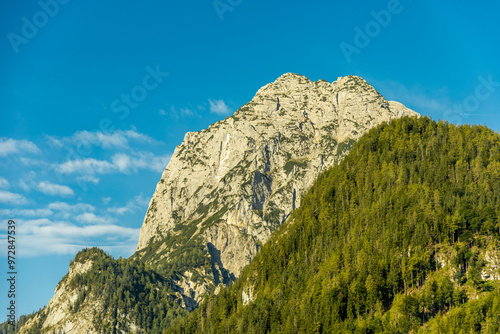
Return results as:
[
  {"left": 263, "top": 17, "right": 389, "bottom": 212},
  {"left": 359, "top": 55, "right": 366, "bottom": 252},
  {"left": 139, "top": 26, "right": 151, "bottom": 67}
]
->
[
  {"left": 419, "top": 284, "right": 500, "bottom": 333},
  {"left": 168, "top": 117, "right": 500, "bottom": 333},
  {"left": 70, "top": 248, "right": 188, "bottom": 333},
  {"left": 283, "top": 159, "right": 308, "bottom": 173},
  {"left": 336, "top": 138, "right": 356, "bottom": 156},
  {"left": 0, "top": 307, "right": 46, "bottom": 334}
]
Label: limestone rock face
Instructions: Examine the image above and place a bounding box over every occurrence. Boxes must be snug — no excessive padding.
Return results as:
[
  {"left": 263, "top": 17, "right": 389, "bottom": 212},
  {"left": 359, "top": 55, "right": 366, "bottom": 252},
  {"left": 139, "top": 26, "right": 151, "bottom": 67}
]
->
[
  {"left": 135, "top": 73, "right": 419, "bottom": 303},
  {"left": 19, "top": 260, "right": 99, "bottom": 334}
]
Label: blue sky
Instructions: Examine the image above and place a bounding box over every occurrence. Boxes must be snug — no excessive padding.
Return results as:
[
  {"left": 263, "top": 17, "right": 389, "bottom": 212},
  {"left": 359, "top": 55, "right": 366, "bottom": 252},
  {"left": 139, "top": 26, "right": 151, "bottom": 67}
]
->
[{"left": 1, "top": 0, "right": 500, "bottom": 318}]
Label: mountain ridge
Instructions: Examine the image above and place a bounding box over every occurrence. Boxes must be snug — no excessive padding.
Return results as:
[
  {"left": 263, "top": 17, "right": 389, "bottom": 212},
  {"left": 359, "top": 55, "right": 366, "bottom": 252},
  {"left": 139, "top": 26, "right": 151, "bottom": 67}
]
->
[{"left": 135, "top": 72, "right": 418, "bottom": 304}]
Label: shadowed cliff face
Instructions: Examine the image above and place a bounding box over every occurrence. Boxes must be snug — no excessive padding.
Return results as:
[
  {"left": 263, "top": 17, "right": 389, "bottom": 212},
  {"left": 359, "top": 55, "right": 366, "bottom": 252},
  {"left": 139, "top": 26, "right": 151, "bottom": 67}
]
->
[{"left": 135, "top": 73, "right": 419, "bottom": 304}]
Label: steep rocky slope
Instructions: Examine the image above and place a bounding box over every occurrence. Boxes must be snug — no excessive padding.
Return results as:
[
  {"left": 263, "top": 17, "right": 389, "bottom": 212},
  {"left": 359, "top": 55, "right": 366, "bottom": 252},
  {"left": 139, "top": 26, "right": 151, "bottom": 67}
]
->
[{"left": 135, "top": 73, "right": 418, "bottom": 304}]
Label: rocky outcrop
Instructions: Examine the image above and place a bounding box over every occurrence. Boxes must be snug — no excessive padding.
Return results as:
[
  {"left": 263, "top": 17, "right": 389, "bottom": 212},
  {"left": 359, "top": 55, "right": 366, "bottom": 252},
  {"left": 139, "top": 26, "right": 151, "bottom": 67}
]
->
[
  {"left": 482, "top": 243, "right": 500, "bottom": 281},
  {"left": 135, "top": 73, "right": 419, "bottom": 304},
  {"left": 19, "top": 259, "right": 99, "bottom": 334}
]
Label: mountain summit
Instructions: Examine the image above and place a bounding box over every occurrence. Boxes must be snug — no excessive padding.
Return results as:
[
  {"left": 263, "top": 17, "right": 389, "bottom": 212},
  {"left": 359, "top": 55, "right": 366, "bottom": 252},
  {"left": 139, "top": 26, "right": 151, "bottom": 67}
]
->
[{"left": 135, "top": 73, "right": 418, "bottom": 305}]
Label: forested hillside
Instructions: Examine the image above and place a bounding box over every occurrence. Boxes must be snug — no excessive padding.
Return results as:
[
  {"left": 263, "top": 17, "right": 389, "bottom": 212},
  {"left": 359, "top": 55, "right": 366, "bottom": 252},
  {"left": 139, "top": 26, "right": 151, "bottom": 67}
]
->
[
  {"left": 18, "top": 248, "right": 188, "bottom": 333},
  {"left": 169, "top": 117, "right": 500, "bottom": 333}
]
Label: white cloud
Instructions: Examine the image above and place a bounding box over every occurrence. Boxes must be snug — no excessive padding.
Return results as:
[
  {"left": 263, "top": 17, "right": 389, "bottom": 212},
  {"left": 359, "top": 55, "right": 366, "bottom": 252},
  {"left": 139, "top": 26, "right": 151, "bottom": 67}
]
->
[
  {"left": 108, "top": 206, "right": 129, "bottom": 215},
  {"left": 209, "top": 99, "right": 232, "bottom": 115},
  {"left": 180, "top": 107, "right": 195, "bottom": 117},
  {"left": 54, "top": 152, "right": 170, "bottom": 175},
  {"left": 0, "top": 190, "right": 29, "bottom": 205},
  {"left": 0, "top": 177, "right": 9, "bottom": 189},
  {"left": 19, "top": 180, "right": 32, "bottom": 192},
  {"left": 0, "top": 138, "right": 40, "bottom": 157},
  {"left": 37, "top": 181, "right": 74, "bottom": 196},
  {"left": 370, "top": 79, "right": 452, "bottom": 117},
  {"left": 51, "top": 128, "right": 160, "bottom": 151},
  {"left": 18, "top": 171, "right": 37, "bottom": 192},
  {"left": 75, "top": 212, "right": 112, "bottom": 224},
  {"left": 55, "top": 158, "right": 115, "bottom": 175},
  {"left": 108, "top": 193, "right": 150, "bottom": 215},
  {"left": 73, "top": 130, "right": 129, "bottom": 149},
  {"left": 48, "top": 202, "right": 95, "bottom": 212},
  {"left": 111, "top": 152, "right": 169, "bottom": 173},
  {"left": 112, "top": 153, "right": 132, "bottom": 173},
  {"left": 102, "top": 197, "right": 112, "bottom": 205},
  {"left": 0, "top": 208, "right": 53, "bottom": 218},
  {"left": 122, "top": 129, "right": 157, "bottom": 143},
  {"left": 19, "top": 157, "right": 48, "bottom": 167},
  {"left": 45, "top": 135, "right": 64, "bottom": 148},
  {"left": 0, "top": 218, "right": 140, "bottom": 257},
  {"left": 168, "top": 106, "right": 200, "bottom": 119},
  {"left": 76, "top": 175, "right": 100, "bottom": 184},
  {"left": 48, "top": 201, "right": 95, "bottom": 219}
]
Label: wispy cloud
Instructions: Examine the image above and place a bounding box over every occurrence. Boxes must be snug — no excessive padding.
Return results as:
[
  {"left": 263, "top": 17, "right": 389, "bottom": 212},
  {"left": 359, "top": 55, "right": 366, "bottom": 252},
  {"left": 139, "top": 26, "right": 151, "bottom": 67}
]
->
[
  {"left": 167, "top": 106, "right": 199, "bottom": 119},
  {"left": 48, "top": 202, "right": 95, "bottom": 220},
  {"left": 370, "top": 78, "right": 451, "bottom": 118},
  {"left": 48, "top": 128, "right": 161, "bottom": 151},
  {"left": 0, "top": 138, "right": 40, "bottom": 157},
  {"left": 36, "top": 181, "right": 74, "bottom": 196},
  {"left": 55, "top": 158, "right": 114, "bottom": 175},
  {"left": 108, "top": 193, "right": 150, "bottom": 215},
  {"left": 18, "top": 171, "right": 37, "bottom": 192},
  {"left": 0, "top": 190, "right": 29, "bottom": 205},
  {"left": 19, "top": 157, "right": 48, "bottom": 167},
  {"left": 0, "top": 208, "right": 53, "bottom": 218},
  {"left": 75, "top": 212, "right": 113, "bottom": 224},
  {"left": 163, "top": 100, "right": 233, "bottom": 118},
  {"left": 209, "top": 99, "right": 232, "bottom": 115},
  {"left": 55, "top": 152, "right": 170, "bottom": 175},
  {"left": 111, "top": 152, "right": 170, "bottom": 173},
  {"left": 0, "top": 127, "right": 167, "bottom": 260},
  {"left": 0, "top": 218, "right": 140, "bottom": 257},
  {"left": 76, "top": 175, "right": 100, "bottom": 184},
  {"left": 0, "top": 177, "right": 9, "bottom": 189},
  {"left": 48, "top": 201, "right": 95, "bottom": 213}
]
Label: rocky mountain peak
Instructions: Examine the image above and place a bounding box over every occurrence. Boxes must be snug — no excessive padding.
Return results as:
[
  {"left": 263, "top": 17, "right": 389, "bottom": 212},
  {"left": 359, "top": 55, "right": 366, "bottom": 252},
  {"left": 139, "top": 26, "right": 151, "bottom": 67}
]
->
[{"left": 134, "top": 73, "right": 419, "bottom": 306}]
